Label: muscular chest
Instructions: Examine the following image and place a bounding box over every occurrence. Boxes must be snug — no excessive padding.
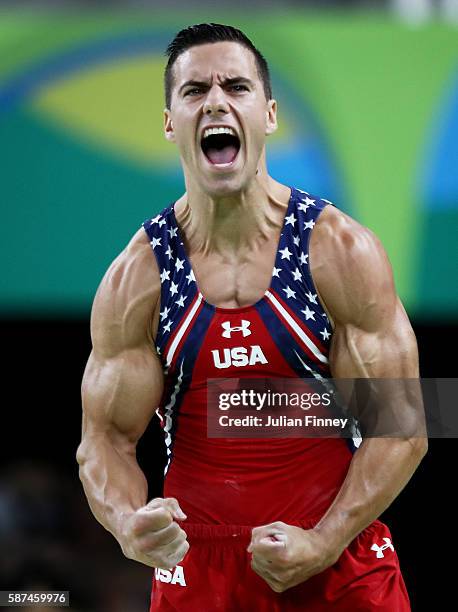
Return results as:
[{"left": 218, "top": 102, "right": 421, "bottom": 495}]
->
[{"left": 189, "top": 243, "right": 277, "bottom": 308}]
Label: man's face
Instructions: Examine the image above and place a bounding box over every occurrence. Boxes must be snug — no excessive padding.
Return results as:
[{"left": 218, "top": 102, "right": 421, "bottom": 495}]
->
[{"left": 164, "top": 41, "right": 277, "bottom": 196}]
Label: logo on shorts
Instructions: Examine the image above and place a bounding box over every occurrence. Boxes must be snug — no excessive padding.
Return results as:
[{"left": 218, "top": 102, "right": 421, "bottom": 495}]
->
[
  {"left": 154, "top": 565, "right": 186, "bottom": 586},
  {"left": 221, "top": 320, "right": 251, "bottom": 338},
  {"left": 371, "top": 537, "right": 395, "bottom": 558}
]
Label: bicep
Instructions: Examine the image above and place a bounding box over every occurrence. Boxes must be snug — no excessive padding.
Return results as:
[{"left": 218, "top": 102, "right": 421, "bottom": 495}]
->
[
  {"left": 82, "top": 345, "right": 163, "bottom": 446},
  {"left": 330, "top": 298, "right": 419, "bottom": 379},
  {"left": 81, "top": 228, "right": 162, "bottom": 447},
  {"left": 330, "top": 300, "right": 423, "bottom": 438}
]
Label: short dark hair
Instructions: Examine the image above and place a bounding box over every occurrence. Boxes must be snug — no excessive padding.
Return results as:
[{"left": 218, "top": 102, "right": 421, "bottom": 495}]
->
[{"left": 164, "top": 23, "right": 272, "bottom": 108}]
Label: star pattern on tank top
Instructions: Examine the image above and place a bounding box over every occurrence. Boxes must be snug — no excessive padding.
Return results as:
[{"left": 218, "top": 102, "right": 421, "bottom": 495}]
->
[
  {"left": 269, "top": 188, "right": 331, "bottom": 343},
  {"left": 142, "top": 187, "right": 332, "bottom": 357}
]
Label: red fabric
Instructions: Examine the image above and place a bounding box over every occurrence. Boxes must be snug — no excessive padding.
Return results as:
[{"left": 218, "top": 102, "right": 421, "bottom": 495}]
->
[
  {"left": 164, "top": 305, "right": 354, "bottom": 525},
  {"left": 150, "top": 520, "right": 410, "bottom": 611}
]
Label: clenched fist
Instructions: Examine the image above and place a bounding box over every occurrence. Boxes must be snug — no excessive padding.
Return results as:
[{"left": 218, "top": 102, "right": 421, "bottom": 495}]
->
[
  {"left": 247, "top": 521, "right": 339, "bottom": 593},
  {"left": 119, "top": 497, "right": 189, "bottom": 569}
]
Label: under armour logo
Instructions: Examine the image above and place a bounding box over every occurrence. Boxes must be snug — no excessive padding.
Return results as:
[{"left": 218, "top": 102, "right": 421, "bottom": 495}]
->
[
  {"left": 221, "top": 320, "right": 251, "bottom": 338},
  {"left": 371, "top": 537, "right": 394, "bottom": 558}
]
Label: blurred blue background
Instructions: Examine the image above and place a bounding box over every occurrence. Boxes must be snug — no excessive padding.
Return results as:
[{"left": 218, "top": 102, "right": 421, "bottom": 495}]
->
[{"left": 0, "top": 0, "right": 457, "bottom": 319}]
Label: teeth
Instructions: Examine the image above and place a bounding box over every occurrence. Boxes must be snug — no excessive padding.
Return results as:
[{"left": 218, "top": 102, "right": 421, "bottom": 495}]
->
[{"left": 203, "top": 127, "right": 236, "bottom": 139}]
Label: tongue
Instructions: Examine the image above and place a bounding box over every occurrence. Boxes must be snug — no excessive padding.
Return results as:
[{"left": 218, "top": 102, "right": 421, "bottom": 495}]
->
[{"left": 206, "top": 144, "right": 238, "bottom": 165}]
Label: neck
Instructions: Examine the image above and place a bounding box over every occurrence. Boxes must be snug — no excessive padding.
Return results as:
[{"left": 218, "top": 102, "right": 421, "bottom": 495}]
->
[{"left": 174, "top": 168, "right": 291, "bottom": 256}]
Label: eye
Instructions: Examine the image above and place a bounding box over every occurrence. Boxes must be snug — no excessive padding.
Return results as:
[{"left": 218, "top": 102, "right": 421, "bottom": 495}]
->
[
  {"left": 230, "top": 84, "right": 248, "bottom": 92},
  {"left": 184, "top": 88, "right": 202, "bottom": 96}
]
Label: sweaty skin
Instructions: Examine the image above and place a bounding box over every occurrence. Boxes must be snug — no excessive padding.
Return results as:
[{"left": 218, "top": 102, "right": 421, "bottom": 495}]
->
[{"left": 77, "top": 40, "right": 427, "bottom": 587}]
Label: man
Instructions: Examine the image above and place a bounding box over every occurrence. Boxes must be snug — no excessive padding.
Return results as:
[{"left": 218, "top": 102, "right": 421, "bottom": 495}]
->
[{"left": 77, "top": 23, "right": 427, "bottom": 611}]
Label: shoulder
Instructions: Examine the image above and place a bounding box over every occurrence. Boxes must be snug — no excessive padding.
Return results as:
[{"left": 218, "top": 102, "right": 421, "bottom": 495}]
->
[
  {"left": 311, "top": 204, "right": 382, "bottom": 257},
  {"left": 91, "top": 227, "right": 160, "bottom": 356},
  {"left": 310, "top": 205, "right": 397, "bottom": 330}
]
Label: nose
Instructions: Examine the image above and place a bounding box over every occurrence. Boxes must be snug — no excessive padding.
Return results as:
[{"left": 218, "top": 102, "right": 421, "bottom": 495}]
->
[{"left": 203, "top": 84, "right": 229, "bottom": 116}]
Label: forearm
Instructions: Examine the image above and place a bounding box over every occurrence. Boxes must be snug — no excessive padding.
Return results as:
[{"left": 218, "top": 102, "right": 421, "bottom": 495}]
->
[
  {"left": 77, "top": 433, "right": 148, "bottom": 539},
  {"left": 313, "top": 436, "right": 427, "bottom": 558}
]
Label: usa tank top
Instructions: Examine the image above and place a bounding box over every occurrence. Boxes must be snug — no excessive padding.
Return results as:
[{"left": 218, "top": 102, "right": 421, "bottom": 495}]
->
[{"left": 142, "top": 187, "right": 355, "bottom": 526}]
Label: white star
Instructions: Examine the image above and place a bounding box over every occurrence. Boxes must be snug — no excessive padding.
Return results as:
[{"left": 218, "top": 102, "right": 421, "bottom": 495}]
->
[
  {"left": 160, "top": 306, "right": 170, "bottom": 321},
  {"left": 291, "top": 267, "right": 302, "bottom": 281},
  {"left": 175, "top": 295, "right": 187, "bottom": 308},
  {"left": 158, "top": 218, "right": 166, "bottom": 227},
  {"left": 305, "top": 196, "right": 316, "bottom": 206},
  {"left": 170, "top": 281, "right": 179, "bottom": 296},
  {"left": 272, "top": 267, "right": 282, "bottom": 278},
  {"left": 186, "top": 270, "right": 196, "bottom": 284},
  {"left": 167, "top": 227, "right": 178, "bottom": 238},
  {"left": 151, "top": 237, "right": 161, "bottom": 249},
  {"left": 304, "top": 220, "right": 315, "bottom": 230},
  {"left": 301, "top": 305, "right": 315, "bottom": 320},
  {"left": 150, "top": 215, "right": 161, "bottom": 225},
  {"left": 299, "top": 252, "right": 308, "bottom": 265},
  {"left": 293, "top": 235, "right": 300, "bottom": 247},
  {"left": 165, "top": 245, "right": 173, "bottom": 260},
  {"left": 163, "top": 319, "right": 172, "bottom": 333},
  {"left": 279, "top": 247, "right": 292, "bottom": 260},
  {"left": 306, "top": 291, "right": 318, "bottom": 304},
  {"left": 175, "top": 258, "right": 184, "bottom": 272},
  {"left": 285, "top": 213, "right": 296, "bottom": 227},
  {"left": 298, "top": 201, "right": 310, "bottom": 213},
  {"left": 320, "top": 328, "right": 331, "bottom": 341},
  {"left": 160, "top": 269, "right": 170, "bottom": 283},
  {"left": 283, "top": 285, "right": 296, "bottom": 299}
]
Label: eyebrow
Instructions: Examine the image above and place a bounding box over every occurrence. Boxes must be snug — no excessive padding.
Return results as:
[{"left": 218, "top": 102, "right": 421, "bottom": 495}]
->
[{"left": 178, "top": 77, "right": 253, "bottom": 95}]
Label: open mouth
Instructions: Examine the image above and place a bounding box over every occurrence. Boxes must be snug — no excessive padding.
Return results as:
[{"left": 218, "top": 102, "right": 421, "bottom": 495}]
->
[{"left": 201, "top": 128, "right": 241, "bottom": 166}]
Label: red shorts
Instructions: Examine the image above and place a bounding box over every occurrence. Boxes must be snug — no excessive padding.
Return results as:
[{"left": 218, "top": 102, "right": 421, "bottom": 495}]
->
[{"left": 150, "top": 519, "right": 410, "bottom": 611}]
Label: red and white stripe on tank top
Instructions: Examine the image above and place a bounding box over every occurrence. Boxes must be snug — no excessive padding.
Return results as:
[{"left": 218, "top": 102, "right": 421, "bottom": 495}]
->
[{"left": 142, "top": 187, "right": 360, "bottom": 526}]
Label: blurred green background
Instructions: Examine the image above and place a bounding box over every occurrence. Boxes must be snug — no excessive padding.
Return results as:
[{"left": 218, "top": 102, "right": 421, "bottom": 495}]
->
[
  {"left": 1, "top": 7, "right": 457, "bottom": 611},
  {"left": 1, "top": 9, "right": 457, "bottom": 319}
]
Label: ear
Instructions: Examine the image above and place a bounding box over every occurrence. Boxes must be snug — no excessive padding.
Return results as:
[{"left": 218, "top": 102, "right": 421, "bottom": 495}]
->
[
  {"left": 164, "top": 108, "right": 175, "bottom": 142},
  {"left": 265, "top": 99, "right": 278, "bottom": 136}
]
